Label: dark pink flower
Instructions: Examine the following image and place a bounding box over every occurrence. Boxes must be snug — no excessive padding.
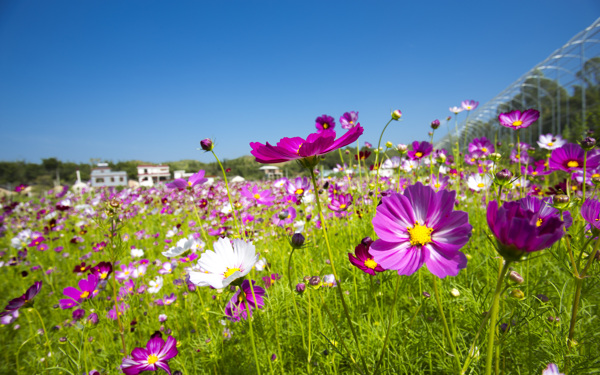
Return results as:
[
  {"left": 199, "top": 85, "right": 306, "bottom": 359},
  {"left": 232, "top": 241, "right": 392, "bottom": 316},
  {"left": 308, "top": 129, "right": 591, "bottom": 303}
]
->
[
  {"left": 225, "top": 280, "right": 266, "bottom": 322},
  {"left": 549, "top": 143, "right": 600, "bottom": 173},
  {"left": 407, "top": 141, "right": 433, "bottom": 161},
  {"left": 348, "top": 237, "right": 385, "bottom": 275},
  {"left": 315, "top": 114, "right": 335, "bottom": 132}
]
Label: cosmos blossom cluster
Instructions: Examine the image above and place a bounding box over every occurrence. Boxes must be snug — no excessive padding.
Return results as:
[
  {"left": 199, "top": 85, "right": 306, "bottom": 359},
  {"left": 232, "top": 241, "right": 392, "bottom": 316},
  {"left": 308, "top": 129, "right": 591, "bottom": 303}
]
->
[{"left": 1, "top": 107, "right": 597, "bottom": 375}]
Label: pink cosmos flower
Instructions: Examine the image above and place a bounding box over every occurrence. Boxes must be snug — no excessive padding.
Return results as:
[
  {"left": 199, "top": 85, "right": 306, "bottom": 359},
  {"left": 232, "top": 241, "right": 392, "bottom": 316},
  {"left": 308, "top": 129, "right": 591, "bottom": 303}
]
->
[
  {"left": 121, "top": 334, "right": 178, "bottom": 375},
  {"left": 250, "top": 125, "right": 363, "bottom": 166},
  {"left": 498, "top": 109, "right": 540, "bottom": 130},
  {"left": 549, "top": 143, "right": 600, "bottom": 173},
  {"left": 241, "top": 185, "right": 275, "bottom": 206},
  {"left": 370, "top": 183, "right": 472, "bottom": 278},
  {"left": 461, "top": 100, "right": 479, "bottom": 111},
  {"left": 348, "top": 237, "right": 385, "bottom": 275},
  {"left": 468, "top": 137, "right": 494, "bottom": 158},
  {"left": 59, "top": 274, "right": 100, "bottom": 309},
  {"left": 165, "top": 170, "right": 208, "bottom": 190},
  {"left": 339, "top": 111, "right": 359, "bottom": 129},
  {"left": 407, "top": 141, "right": 433, "bottom": 161}
]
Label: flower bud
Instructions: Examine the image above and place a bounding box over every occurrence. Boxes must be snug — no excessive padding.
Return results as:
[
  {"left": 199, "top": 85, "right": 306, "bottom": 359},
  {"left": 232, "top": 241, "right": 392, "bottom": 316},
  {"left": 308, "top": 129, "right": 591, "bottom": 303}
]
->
[
  {"left": 592, "top": 176, "right": 600, "bottom": 186},
  {"left": 291, "top": 233, "right": 305, "bottom": 249},
  {"left": 581, "top": 137, "right": 596, "bottom": 151},
  {"left": 430, "top": 119, "right": 440, "bottom": 129},
  {"left": 508, "top": 270, "right": 524, "bottom": 284},
  {"left": 510, "top": 289, "right": 525, "bottom": 300},
  {"left": 436, "top": 153, "right": 447, "bottom": 164},
  {"left": 385, "top": 141, "right": 393, "bottom": 148},
  {"left": 428, "top": 131, "right": 433, "bottom": 137},
  {"left": 553, "top": 194, "right": 569, "bottom": 210},
  {"left": 489, "top": 153, "right": 502, "bottom": 162},
  {"left": 422, "top": 291, "right": 431, "bottom": 298},
  {"left": 391, "top": 110, "right": 402, "bottom": 120},
  {"left": 295, "top": 283, "right": 306, "bottom": 294},
  {"left": 200, "top": 138, "right": 214, "bottom": 151},
  {"left": 496, "top": 169, "right": 513, "bottom": 182},
  {"left": 450, "top": 288, "right": 460, "bottom": 298},
  {"left": 308, "top": 276, "right": 321, "bottom": 287}
]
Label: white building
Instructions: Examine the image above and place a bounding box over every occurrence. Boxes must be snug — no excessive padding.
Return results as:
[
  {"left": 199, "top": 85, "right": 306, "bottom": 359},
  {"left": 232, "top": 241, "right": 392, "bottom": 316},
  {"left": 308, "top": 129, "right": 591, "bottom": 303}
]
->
[
  {"left": 259, "top": 165, "right": 283, "bottom": 180},
  {"left": 138, "top": 164, "right": 170, "bottom": 186},
  {"left": 90, "top": 163, "right": 128, "bottom": 187}
]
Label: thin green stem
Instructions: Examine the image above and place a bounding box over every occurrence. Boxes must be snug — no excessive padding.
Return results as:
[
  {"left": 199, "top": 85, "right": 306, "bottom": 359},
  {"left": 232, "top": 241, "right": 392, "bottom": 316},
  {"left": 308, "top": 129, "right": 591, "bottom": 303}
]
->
[
  {"left": 432, "top": 276, "right": 462, "bottom": 373},
  {"left": 31, "top": 307, "right": 53, "bottom": 361},
  {"left": 244, "top": 287, "right": 261, "bottom": 375},
  {"left": 373, "top": 275, "right": 402, "bottom": 375},
  {"left": 210, "top": 150, "right": 243, "bottom": 238},
  {"left": 484, "top": 260, "right": 511, "bottom": 375}
]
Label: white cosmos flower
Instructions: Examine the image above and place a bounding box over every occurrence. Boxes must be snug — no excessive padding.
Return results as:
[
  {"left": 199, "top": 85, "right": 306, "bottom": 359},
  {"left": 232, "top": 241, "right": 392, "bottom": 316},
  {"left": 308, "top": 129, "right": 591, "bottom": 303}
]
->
[
  {"left": 537, "top": 133, "right": 566, "bottom": 150},
  {"left": 162, "top": 237, "right": 193, "bottom": 258},
  {"left": 147, "top": 276, "right": 164, "bottom": 294},
  {"left": 467, "top": 174, "right": 492, "bottom": 191},
  {"left": 130, "top": 248, "right": 144, "bottom": 258},
  {"left": 188, "top": 237, "right": 258, "bottom": 289}
]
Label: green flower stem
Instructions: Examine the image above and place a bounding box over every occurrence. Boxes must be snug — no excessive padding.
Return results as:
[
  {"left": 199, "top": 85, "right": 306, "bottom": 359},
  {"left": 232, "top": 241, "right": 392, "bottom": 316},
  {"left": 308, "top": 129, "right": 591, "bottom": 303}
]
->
[
  {"left": 308, "top": 168, "right": 367, "bottom": 373},
  {"left": 317, "top": 292, "right": 357, "bottom": 369},
  {"left": 210, "top": 150, "right": 243, "bottom": 238},
  {"left": 111, "top": 268, "right": 127, "bottom": 355},
  {"left": 244, "top": 287, "right": 261, "bottom": 375},
  {"left": 356, "top": 140, "right": 364, "bottom": 192},
  {"left": 190, "top": 198, "right": 210, "bottom": 243},
  {"left": 31, "top": 307, "right": 53, "bottom": 361},
  {"left": 567, "top": 236, "right": 600, "bottom": 347},
  {"left": 432, "top": 276, "right": 462, "bottom": 373},
  {"left": 583, "top": 150, "right": 588, "bottom": 202},
  {"left": 374, "top": 119, "right": 395, "bottom": 203},
  {"left": 484, "top": 260, "right": 511, "bottom": 375},
  {"left": 373, "top": 274, "right": 402, "bottom": 375}
]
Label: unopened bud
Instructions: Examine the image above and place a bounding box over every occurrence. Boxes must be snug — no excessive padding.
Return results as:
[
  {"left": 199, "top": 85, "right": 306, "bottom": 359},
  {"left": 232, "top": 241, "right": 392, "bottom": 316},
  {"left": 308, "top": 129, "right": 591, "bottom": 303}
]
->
[
  {"left": 553, "top": 194, "right": 570, "bottom": 210},
  {"left": 200, "top": 138, "right": 214, "bottom": 151},
  {"left": 489, "top": 153, "right": 502, "bottom": 162},
  {"left": 508, "top": 271, "right": 524, "bottom": 284},
  {"left": 295, "top": 283, "right": 306, "bottom": 294},
  {"left": 430, "top": 119, "right": 440, "bottom": 129},
  {"left": 581, "top": 137, "right": 596, "bottom": 151},
  {"left": 308, "top": 276, "right": 321, "bottom": 287},
  {"left": 291, "top": 233, "right": 305, "bottom": 249},
  {"left": 510, "top": 289, "right": 525, "bottom": 300},
  {"left": 496, "top": 169, "right": 513, "bottom": 182},
  {"left": 450, "top": 288, "right": 460, "bottom": 298},
  {"left": 391, "top": 110, "right": 402, "bottom": 120},
  {"left": 385, "top": 141, "right": 393, "bottom": 148}
]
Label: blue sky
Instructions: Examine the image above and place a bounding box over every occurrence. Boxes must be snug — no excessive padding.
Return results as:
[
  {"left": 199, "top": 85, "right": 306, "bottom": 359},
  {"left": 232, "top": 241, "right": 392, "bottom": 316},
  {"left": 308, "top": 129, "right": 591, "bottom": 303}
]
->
[{"left": 1, "top": 0, "right": 599, "bottom": 165}]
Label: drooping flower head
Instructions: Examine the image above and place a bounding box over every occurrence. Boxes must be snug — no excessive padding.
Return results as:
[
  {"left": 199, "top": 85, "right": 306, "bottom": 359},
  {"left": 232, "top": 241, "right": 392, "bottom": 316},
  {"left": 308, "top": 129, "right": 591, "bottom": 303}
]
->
[
  {"left": 498, "top": 109, "right": 540, "bottom": 130},
  {"left": 537, "top": 133, "right": 566, "bottom": 150},
  {"left": 315, "top": 114, "right": 336, "bottom": 132},
  {"left": 1, "top": 281, "right": 42, "bottom": 316},
  {"left": 370, "top": 182, "right": 472, "bottom": 278},
  {"left": 121, "top": 334, "right": 178, "bottom": 375},
  {"left": 340, "top": 111, "right": 359, "bottom": 129},
  {"left": 549, "top": 143, "right": 600, "bottom": 173},
  {"left": 461, "top": 100, "right": 479, "bottom": 111},
  {"left": 348, "top": 237, "right": 385, "bottom": 276},
  {"left": 250, "top": 124, "right": 363, "bottom": 168},
  {"left": 407, "top": 141, "right": 433, "bottom": 161},
  {"left": 188, "top": 237, "right": 258, "bottom": 289},
  {"left": 487, "top": 197, "right": 565, "bottom": 261},
  {"left": 225, "top": 279, "right": 266, "bottom": 322}
]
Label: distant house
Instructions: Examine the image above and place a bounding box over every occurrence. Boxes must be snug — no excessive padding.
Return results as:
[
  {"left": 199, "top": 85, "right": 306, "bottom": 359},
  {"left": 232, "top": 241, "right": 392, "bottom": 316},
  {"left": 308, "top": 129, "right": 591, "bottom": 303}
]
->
[
  {"left": 90, "top": 163, "right": 128, "bottom": 188},
  {"left": 259, "top": 166, "right": 283, "bottom": 180},
  {"left": 138, "top": 164, "right": 170, "bottom": 186}
]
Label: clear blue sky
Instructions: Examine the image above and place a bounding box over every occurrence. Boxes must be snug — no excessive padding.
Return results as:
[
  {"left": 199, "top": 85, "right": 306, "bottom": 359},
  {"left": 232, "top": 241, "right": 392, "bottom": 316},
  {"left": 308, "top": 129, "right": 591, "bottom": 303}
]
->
[{"left": 1, "top": 0, "right": 599, "bottom": 165}]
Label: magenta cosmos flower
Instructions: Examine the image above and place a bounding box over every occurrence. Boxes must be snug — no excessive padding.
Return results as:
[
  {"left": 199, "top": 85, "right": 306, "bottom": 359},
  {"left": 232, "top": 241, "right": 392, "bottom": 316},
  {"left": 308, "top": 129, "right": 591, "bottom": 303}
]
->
[
  {"left": 59, "top": 274, "right": 100, "bottom": 309},
  {"left": 348, "top": 237, "right": 385, "bottom": 275},
  {"left": 468, "top": 137, "right": 494, "bottom": 158},
  {"left": 498, "top": 109, "right": 540, "bottom": 130},
  {"left": 249, "top": 125, "right": 364, "bottom": 166},
  {"left": 549, "top": 143, "right": 600, "bottom": 173},
  {"left": 407, "top": 141, "right": 433, "bottom": 161},
  {"left": 121, "top": 334, "right": 178, "bottom": 375},
  {"left": 487, "top": 197, "right": 565, "bottom": 262},
  {"left": 240, "top": 185, "right": 275, "bottom": 206},
  {"left": 370, "top": 182, "right": 472, "bottom": 278},
  {"left": 315, "top": 114, "right": 335, "bottom": 132},
  {"left": 225, "top": 279, "right": 266, "bottom": 322},
  {"left": 166, "top": 170, "right": 207, "bottom": 190}
]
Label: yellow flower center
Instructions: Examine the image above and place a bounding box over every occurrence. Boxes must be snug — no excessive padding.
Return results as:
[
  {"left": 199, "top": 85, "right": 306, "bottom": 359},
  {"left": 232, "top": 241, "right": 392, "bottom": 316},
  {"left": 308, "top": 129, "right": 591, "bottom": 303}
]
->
[
  {"left": 547, "top": 142, "right": 554, "bottom": 147},
  {"left": 415, "top": 152, "right": 423, "bottom": 158},
  {"left": 224, "top": 267, "right": 241, "bottom": 279},
  {"left": 254, "top": 194, "right": 261, "bottom": 199},
  {"left": 147, "top": 354, "right": 159, "bottom": 365},
  {"left": 408, "top": 222, "right": 433, "bottom": 246},
  {"left": 100, "top": 272, "right": 108, "bottom": 279},
  {"left": 567, "top": 160, "right": 579, "bottom": 168},
  {"left": 295, "top": 189, "right": 304, "bottom": 195},
  {"left": 536, "top": 218, "right": 543, "bottom": 227},
  {"left": 124, "top": 271, "right": 129, "bottom": 275},
  {"left": 188, "top": 181, "right": 193, "bottom": 186},
  {"left": 477, "top": 183, "right": 485, "bottom": 188},
  {"left": 364, "top": 258, "right": 378, "bottom": 269},
  {"left": 481, "top": 147, "right": 488, "bottom": 153},
  {"left": 80, "top": 291, "right": 90, "bottom": 299},
  {"left": 594, "top": 173, "right": 600, "bottom": 178},
  {"left": 512, "top": 120, "right": 523, "bottom": 127},
  {"left": 80, "top": 266, "right": 86, "bottom": 271},
  {"left": 434, "top": 183, "right": 440, "bottom": 188},
  {"left": 339, "top": 204, "right": 346, "bottom": 209},
  {"left": 323, "top": 123, "right": 329, "bottom": 129}
]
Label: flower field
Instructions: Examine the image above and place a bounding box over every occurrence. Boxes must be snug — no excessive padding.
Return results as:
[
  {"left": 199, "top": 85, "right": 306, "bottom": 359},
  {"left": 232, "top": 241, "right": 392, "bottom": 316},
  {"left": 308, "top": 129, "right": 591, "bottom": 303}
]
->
[{"left": 2, "top": 107, "right": 600, "bottom": 375}]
